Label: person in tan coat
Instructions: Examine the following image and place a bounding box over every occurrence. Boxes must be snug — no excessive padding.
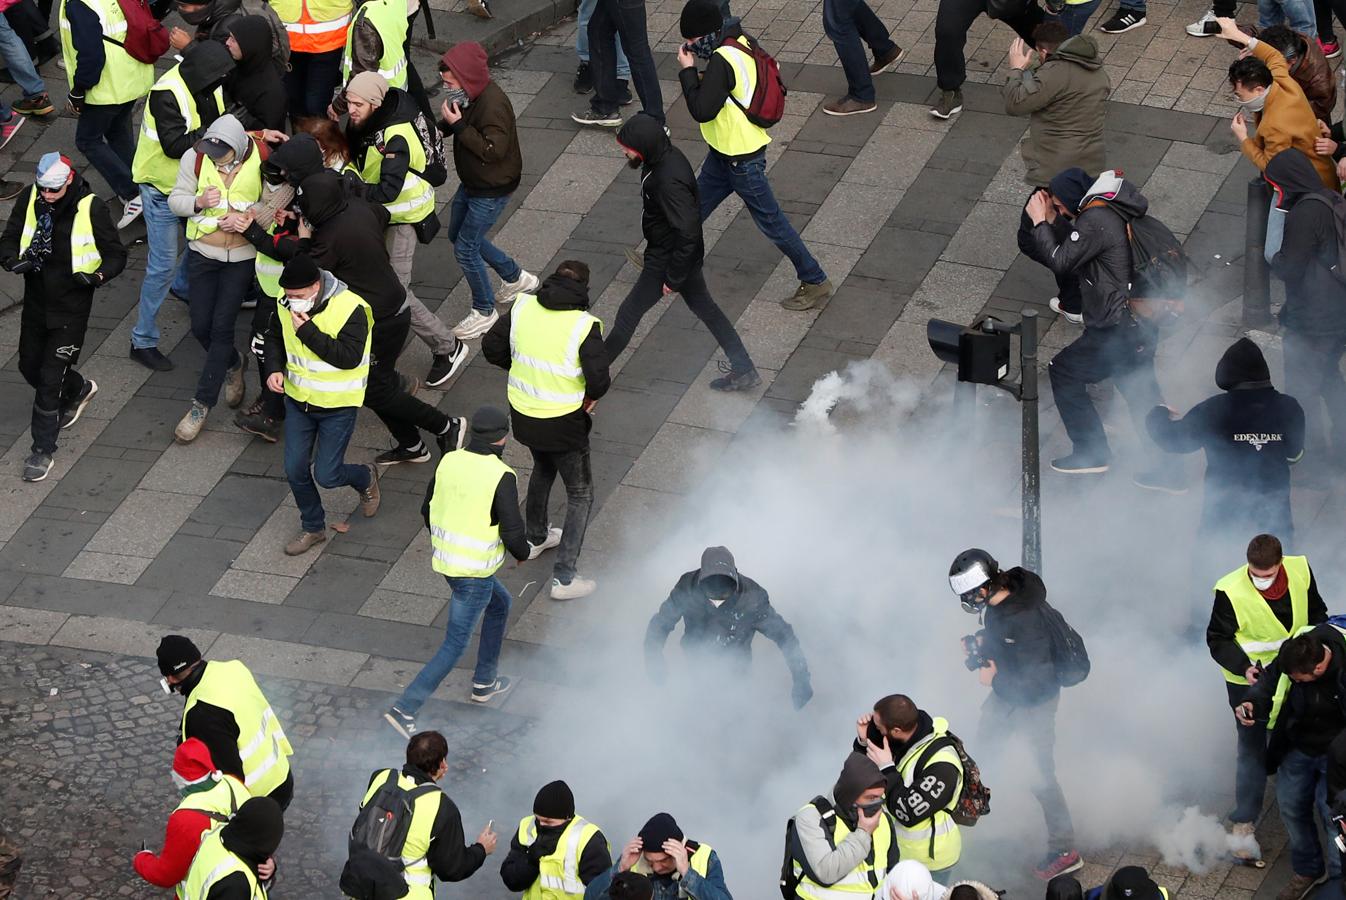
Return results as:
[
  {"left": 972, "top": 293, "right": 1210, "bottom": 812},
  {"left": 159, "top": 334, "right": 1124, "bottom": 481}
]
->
[{"left": 1248, "top": 25, "right": 1336, "bottom": 124}]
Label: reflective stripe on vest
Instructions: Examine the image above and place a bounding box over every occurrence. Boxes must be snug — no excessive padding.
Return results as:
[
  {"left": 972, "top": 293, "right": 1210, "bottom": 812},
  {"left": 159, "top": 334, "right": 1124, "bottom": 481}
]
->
[
  {"left": 700, "top": 39, "right": 770, "bottom": 157},
  {"left": 1215, "top": 556, "right": 1312, "bottom": 684},
  {"left": 18, "top": 192, "right": 102, "bottom": 274},
  {"left": 255, "top": 254, "right": 284, "bottom": 299},
  {"left": 360, "top": 121, "right": 434, "bottom": 224},
  {"left": 133, "top": 68, "right": 224, "bottom": 194},
  {"left": 341, "top": 0, "right": 409, "bottom": 88},
  {"left": 181, "top": 660, "right": 293, "bottom": 797},
  {"left": 506, "top": 294, "right": 600, "bottom": 418},
  {"left": 182, "top": 830, "right": 263, "bottom": 900},
  {"left": 279, "top": 287, "right": 373, "bottom": 407},
  {"left": 428, "top": 451, "right": 512, "bottom": 577},
  {"left": 358, "top": 769, "right": 443, "bottom": 899},
  {"left": 793, "top": 808, "right": 894, "bottom": 899},
  {"left": 187, "top": 149, "right": 264, "bottom": 240},
  {"left": 891, "top": 720, "right": 962, "bottom": 871},
  {"left": 272, "top": 0, "right": 351, "bottom": 51},
  {"left": 518, "top": 815, "right": 602, "bottom": 900},
  {"left": 58, "top": 0, "right": 153, "bottom": 105}
]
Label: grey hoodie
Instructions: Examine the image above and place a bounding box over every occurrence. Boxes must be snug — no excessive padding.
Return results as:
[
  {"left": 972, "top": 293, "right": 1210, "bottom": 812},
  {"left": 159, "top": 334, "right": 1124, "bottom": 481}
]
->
[
  {"left": 791, "top": 754, "right": 897, "bottom": 888},
  {"left": 169, "top": 114, "right": 260, "bottom": 262},
  {"left": 1003, "top": 34, "right": 1110, "bottom": 187}
]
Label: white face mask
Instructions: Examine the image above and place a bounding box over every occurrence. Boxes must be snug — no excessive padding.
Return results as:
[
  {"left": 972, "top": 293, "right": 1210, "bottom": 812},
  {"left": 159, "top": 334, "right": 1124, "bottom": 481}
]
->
[
  {"left": 286, "top": 291, "right": 317, "bottom": 315},
  {"left": 1251, "top": 573, "right": 1277, "bottom": 591}
]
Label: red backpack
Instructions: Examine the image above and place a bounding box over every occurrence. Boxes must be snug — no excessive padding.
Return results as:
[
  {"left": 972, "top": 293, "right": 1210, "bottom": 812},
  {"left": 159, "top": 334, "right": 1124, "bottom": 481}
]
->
[
  {"left": 720, "top": 34, "right": 787, "bottom": 128},
  {"left": 102, "top": 0, "right": 169, "bottom": 64}
]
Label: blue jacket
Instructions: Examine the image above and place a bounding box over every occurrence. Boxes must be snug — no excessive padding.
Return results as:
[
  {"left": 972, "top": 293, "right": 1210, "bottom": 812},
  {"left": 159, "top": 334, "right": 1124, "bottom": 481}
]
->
[
  {"left": 582, "top": 849, "right": 732, "bottom": 900},
  {"left": 63, "top": 0, "right": 108, "bottom": 95}
]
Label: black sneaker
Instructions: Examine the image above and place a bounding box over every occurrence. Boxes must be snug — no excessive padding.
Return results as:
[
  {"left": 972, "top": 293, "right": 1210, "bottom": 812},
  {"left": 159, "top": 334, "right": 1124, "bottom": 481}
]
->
[
  {"left": 435, "top": 417, "right": 469, "bottom": 455},
  {"left": 383, "top": 706, "right": 416, "bottom": 739},
  {"left": 59, "top": 379, "right": 97, "bottom": 429},
  {"left": 574, "top": 62, "right": 593, "bottom": 94},
  {"left": 1133, "top": 466, "right": 1188, "bottom": 494},
  {"left": 235, "top": 406, "right": 282, "bottom": 443},
  {"left": 129, "top": 345, "right": 174, "bottom": 372},
  {"left": 617, "top": 79, "right": 634, "bottom": 106},
  {"left": 375, "top": 442, "right": 431, "bottom": 466},
  {"left": 22, "top": 452, "right": 52, "bottom": 482},
  {"left": 12, "top": 93, "right": 53, "bottom": 116},
  {"left": 426, "top": 342, "right": 470, "bottom": 387},
  {"left": 1050, "top": 450, "right": 1110, "bottom": 474},
  {"left": 1033, "top": 850, "right": 1083, "bottom": 880},
  {"left": 1099, "top": 8, "right": 1146, "bottom": 32},
  {"left": 709, "top": 362, "right": 763, "bottom": 392},
  {"left": 571, "top": 106, "right": 622, "bottom": 127},
  {"left": 470, "top": 676, "right": 513, "bottom": 703}
]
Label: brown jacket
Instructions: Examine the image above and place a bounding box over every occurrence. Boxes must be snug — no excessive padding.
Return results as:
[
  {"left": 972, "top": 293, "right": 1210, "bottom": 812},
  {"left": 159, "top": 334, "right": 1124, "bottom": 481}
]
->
[
  {"left": 1002, "top": 34, "right": 1111, "bottom": 186},
  {"left": 1247, "top": 27, "right": 1336, "bottom": 123},
  {"left": 1242, "top": 39, "right": 1340, "bottom": 190}
]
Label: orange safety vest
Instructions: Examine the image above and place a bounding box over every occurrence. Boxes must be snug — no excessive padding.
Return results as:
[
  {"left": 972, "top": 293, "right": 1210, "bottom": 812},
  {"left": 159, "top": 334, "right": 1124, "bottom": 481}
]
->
[{"left": 272, "top": 0, "right": 352, "bottom": 53}]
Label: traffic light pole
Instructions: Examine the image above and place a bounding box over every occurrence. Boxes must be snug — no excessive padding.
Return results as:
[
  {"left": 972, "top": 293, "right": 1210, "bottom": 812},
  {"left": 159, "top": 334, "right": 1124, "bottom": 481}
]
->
[{"left": 1019, "top": 311, "right": 1041, "bottom": 574}]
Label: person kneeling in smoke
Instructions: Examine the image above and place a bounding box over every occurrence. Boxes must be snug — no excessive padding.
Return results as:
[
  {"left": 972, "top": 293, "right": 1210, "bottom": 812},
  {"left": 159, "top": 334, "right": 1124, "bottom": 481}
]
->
[{"left": 644, "top": 545, "right": 813, "bottom": 709}]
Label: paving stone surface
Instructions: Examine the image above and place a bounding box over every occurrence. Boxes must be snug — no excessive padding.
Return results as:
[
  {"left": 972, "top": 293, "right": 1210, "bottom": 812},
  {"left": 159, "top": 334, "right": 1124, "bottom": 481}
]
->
[{"left": 0, "top": 9, "right": 1337, "bottom": 899}]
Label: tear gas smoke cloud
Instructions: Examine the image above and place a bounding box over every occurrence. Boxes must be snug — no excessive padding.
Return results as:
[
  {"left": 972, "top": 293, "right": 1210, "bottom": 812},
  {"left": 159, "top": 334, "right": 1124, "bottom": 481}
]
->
[{"left": 487, "top": 360, "right": 1248, "bottom": 896}]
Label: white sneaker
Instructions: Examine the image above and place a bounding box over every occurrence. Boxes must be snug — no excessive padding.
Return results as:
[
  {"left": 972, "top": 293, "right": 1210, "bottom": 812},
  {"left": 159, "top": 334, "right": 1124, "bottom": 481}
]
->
[
  {"left": 452, "top": 308, "right": 499, "bottom": 340},
  {"left": 498, "top": 269, "right": 539, "bottom": 305},
  {"left": 550, "top": 575, "right": 596, "bottom": 600},
  {"left": 528, "top": 526, "right": 563, "bottom": 560},
  {"left": 1186, "top": 9, "right": 1219, "bottom": 35},
  {"left": 1049, "top": 296, "right": 1083, "bottom": 325},
  {"left": 117, "top": 195, "right": 143, "bottom": 230}
]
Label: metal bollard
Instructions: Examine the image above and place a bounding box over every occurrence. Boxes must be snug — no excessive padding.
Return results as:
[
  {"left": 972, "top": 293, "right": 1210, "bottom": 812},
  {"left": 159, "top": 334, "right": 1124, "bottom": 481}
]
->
[{"left": 1244, "top": 177, "right": 1272, "bottom": 328}]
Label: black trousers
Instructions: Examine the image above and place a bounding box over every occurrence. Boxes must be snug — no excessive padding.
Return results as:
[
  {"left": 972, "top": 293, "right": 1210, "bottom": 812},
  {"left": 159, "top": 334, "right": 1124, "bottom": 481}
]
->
[
  {"left": 1017, "top": 197, "right": 1081, "bottom": 315},
  {"left": 935, "top": 0, "right": 1043, "bottom": 90},
  {"left": 19, "top": 313, "right": 88, "bottom": 455},
  {"left": 367, "top": 310, "right": 449, "bottom": 448},
  {"left": 247, "top": 283, "right": 285, "bottom": 420},
  {"left": 604, "top": 264, "right": 754, "bottom": 373}
]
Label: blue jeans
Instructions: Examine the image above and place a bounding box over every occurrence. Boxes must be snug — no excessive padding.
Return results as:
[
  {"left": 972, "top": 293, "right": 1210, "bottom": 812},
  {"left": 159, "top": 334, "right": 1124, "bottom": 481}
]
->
[
  {"left": 698, "top": 150, "right": 826, "bottom": 285},
  {"left": 0, "top": 14, "right": 44, "bottom": 98},
  {"left": 824, "top": 0, "right": 897, "bottom": 104},
  {"left": 1265, "top": 205, "right": 1287, "bottom": 264},
  {"left": 1260, "top": 0, "right": 1317, "bottom": 34},
  {"left": 282, "top": 398, "right": 370, "bottom": 533},
  {"left": 577, "top": 0, "right": 629, "bottom": 80},
  {"left": 76, "top": 101, "right": 137, "bottom": 201},
  {"left": 132, "top": 186, "right": 190, "bottom": 350},
  {"left": 448, "top": 187, "right": 520, "bottom": 314},
  {"left": 395, "top": 575, "right": 513, "bottom": 714},
  {"left": 1050, "top": 0, "right": 1102, "bottom": 33},
  {"left": 1277, "top": 748, "right": 1341, "bottom": 878}
]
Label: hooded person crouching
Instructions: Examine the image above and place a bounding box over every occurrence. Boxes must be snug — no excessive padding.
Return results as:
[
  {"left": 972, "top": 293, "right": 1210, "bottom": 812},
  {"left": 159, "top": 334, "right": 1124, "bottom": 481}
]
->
[
  {"left": 181, "top": 796, "right": 284, "bottom": 899},
  {"left": 786, "top": 753, "right": 898, "bottom": 899},
  {"left": 0, "top": 151, "right": 126, "bottom": 482}
]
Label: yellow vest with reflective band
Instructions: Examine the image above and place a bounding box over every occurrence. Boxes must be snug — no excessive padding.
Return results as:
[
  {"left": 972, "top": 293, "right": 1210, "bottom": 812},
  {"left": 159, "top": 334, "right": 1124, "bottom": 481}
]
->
[
  {"left": 18, "top": 192, "right": 101, "bottom": 274},
  {"left": 186, "top": 149, "right": 264, "bottom": 241},
  {"left": 1267, "top": 619, "right": 1346, "bottom": 729},
  {"left": 58, "top": 0, "right": 153, "bottom": 105},
  {"left": 181, "top": 660, "right": 293, "bottom": 798},
  {"left": 1215, "top": 556, "right": 1311, "bottom": 685},
  {"left": 517, "top": 815, "right": 603, "bottom": 900},
  {"left": 132, "top": 66, "right": 225, "bottom": 194},
  {"left": 629, "top": 842, "right": 713, "bottom": 881},
  {"left": 255, "top": 240, "right": 284, "bottom": 299},
  {"left": 360, "top": 121, "right": 434, "bottom": 224},
  {"left": 279, "top": 288, "right": 373, "bottom": 408},
  {"left": 181, "top": 829, "right": 265, "bottom": 900},
  {"left": 172, "top": 776, "right": 252, "bottom": 900},
  {"left": 357, "top": 769, "right": 444, "bottom": 900},
  {"left": 506, "top": 294, "right": 601, "bottom": 419},
  {"left": 341, "top": 0, "right": 408, "bottom": 88},
  {"left": 428, "top": 451, "right": 512, "bottom": 578},
  {"left": 272, "top": 0, "right": 351, "bottom": 53},
  {"left": 891, "top": 719, "right": 962, "bottom": 871},
  {"left": 793, "top": 805, "right": 895, "bottom": 899},
  {"left": 700, "top": 39, "right": 770, "bottom": 158}
]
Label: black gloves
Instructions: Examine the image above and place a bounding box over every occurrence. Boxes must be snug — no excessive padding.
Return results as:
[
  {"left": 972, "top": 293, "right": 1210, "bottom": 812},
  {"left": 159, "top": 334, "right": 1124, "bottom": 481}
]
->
[
  {"left": 73, "top": 271, "right": 102, "bottom": 286},
  {"left": 4, "top": 258, "right": 33, "bottom": 274}
]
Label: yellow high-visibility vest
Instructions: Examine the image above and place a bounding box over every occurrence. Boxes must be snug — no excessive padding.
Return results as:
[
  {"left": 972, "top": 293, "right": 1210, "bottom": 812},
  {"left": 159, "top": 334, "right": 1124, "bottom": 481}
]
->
[
  {"left": 517, "top": 815, "right": 604, "bottom": 900},
  {"left": 359, "top": 121, "right": 434, "bottom": 225},
  {"left": 341, "top": 0, "right": 408, "bottom": 88},
  {"left": 356, "top": 769, "right": 444, "bottom": 899},
  {"left": 1215, "top": 556, "right": 1312, "bottom": 685},
  {"left": 18, "top": 192, "right": 101, "bottom": 274},
  {"left": 132, "top": 66, "right": 224, "bottom": 194},
  {"left": 793, "top": 805, "right": 895, "bottom": 899},
  {"left": 279, "top": 287, "right": 372, "bottom": 408},
  {"left": 428, "top": 451, "right": 512, "bottom": 578},
  {"left": 180, "top": 829, "right": 265, "bottom": 900},
  {"left": 181, "top": 660, "right": 293, "bottom": 798},
  {"left": 630, "top": 842, "right": 713, "bottom": 880},
  {"left": 506, "top": 293, "right": 600, "bottom": 419},
  {"left": 700, "top": 38, "right": 770, "bottom": 157},
  {"left": 186, "top": 148, "right": 264, "bottom": 241},
  {"left": 172, "top": 775, "right": 252, "bottom": 900},
  {"left": 891, "top": 719, "right": 963, "bottom": 872},
  {"left": 58, "top": 0, "right": 153, "bottom": 105}
]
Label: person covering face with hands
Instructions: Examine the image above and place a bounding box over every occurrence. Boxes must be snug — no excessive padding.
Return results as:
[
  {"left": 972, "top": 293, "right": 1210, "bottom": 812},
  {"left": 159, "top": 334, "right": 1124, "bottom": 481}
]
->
[
  {"left": 583, "top": 813, "right": 732, "bottom": 900},
  {"left": 785, "top": 752, "right": 898, "bottom": 898}
]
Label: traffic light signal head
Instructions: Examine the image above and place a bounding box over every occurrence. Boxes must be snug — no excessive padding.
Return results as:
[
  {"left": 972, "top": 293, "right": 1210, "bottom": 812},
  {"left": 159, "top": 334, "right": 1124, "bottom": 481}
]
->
[{"left": 926, "top": 317, "right": 1011, "bottom": 385}]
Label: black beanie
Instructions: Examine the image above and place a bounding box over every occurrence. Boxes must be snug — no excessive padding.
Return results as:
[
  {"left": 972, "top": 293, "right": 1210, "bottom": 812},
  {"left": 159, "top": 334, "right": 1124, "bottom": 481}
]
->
[
  {"left": 637, "top": 812, "right": 683, "bottom": 850},
  {"left": 221, "top": 796, "right": 285, "bottom": 862},
  {"left": 471, "top": 404, "right": 510, "bottom": 443},
  {"left": 1103, "top": 866, "right": 1162, "bottom": 900},
  {"left": 157, "top": 634, "right": 202, "bottom": 676},
  {"left": 1048, "top": 167, "right": 1094, "bottom": 214},
  {"left": 680, "top": 0, "right": 723, "bottom": 38},
  {"left": 533, "top": 780, "right": 575, "bottom": 819},
  {"left": 1215, "top": 336, "right": 1272, "bottom": 391},
  {"left": 279, "top": 255, "right": 321, "bottom": 289}
]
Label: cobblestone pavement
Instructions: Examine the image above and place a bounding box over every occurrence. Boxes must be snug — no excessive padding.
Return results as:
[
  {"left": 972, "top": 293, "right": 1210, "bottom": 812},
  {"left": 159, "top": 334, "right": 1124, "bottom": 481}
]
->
[{"left": 0, "top": 5, "right": 1342, "bottom": 898}]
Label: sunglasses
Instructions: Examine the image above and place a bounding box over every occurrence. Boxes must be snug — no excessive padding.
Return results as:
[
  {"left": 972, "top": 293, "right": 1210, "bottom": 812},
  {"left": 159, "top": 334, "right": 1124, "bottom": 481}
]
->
[{"left": 37, "top": 184, "right": 64, "bottom": 194}]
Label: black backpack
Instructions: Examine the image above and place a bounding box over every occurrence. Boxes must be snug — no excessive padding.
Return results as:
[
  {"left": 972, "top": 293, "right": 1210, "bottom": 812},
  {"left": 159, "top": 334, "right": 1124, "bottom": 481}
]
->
[
  {"left": 1039, "top": 600, "right": 1090, "bottom": 687},
  {"left": 339, "top": 770, "right": 441, "bottom": 900},
  {"left": 780, "top": 797, "right": 834, "bottom": 900},
  {"left": 1125, "top": 214, "right": 1188, "bottom": 300},
  {"left": 1297, "top": 193, "right": 1346, "bottom": 284}
]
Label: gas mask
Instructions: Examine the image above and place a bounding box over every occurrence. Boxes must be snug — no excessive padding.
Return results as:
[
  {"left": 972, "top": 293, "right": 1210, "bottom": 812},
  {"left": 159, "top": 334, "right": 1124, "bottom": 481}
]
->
[
  {"left": 1251, "top": 572, "right": 1277, "bottom": 591},
  {"left": 444, "top": 87, "right": 471, "bottom": 110}
]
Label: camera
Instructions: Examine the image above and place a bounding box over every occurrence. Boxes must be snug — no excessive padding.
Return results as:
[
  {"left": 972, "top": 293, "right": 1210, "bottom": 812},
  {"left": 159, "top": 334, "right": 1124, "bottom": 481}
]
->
[{"left": 962, "top": 634, "right": 988, "bottom": 671}]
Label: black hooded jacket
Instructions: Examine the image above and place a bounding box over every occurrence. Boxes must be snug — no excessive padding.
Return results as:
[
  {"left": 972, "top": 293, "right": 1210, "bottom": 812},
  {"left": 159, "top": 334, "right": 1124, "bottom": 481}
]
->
[
  {"left": 1146, "top": 338, "right": 1305, "bottom": 538},
  {"left": 849, "top": 710, "right": 962, "bottom": 831},
  {"left": 616, "top": 114, "right": 704, "bottom": 292},
  {"left": 268, "top": 133, "right": 327, "bottom": 187},
  {"left": 348, "top": 89, "right": 423, "bottom": 208},
  {"left": 481, "top": 272, "right": 611, "bottom": 452},
  {"left": 1267, "top": 148, "right": 1346, "bottom": 336},
  {"left": 242, "top": 172, "right": 407, "bottom": 320},
  {"left": 224, "top": 16, "right": 286, "bottom": 131},
  {"left": 1030, "top": 174, "right": 1147, "bottom": 328},
  {"left": 178, "top": 0, "right": 242, "bottom": 43},
  {"left": 1247, "top": 623, "right": 1346, "bottom": 769},
  {"left": 149, "top": 42, "right": 234, "bottom": 163},
  {"left": 981, "top": 567, "right": 1059, "bottom": 706},
  {"left": 0, "top": 176, "right": 127, "bottom": 326},
  {"left": 209, "top": 798, "right": 283, "bottom": 899},
  {"left": 644, "top": 550, "right": 811, "bottom": 695}
]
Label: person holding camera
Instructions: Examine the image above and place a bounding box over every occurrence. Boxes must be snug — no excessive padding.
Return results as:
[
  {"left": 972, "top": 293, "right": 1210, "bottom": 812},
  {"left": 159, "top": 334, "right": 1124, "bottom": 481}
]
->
[
  {"left": 948, "top": 548, "right": 1081, "bottom": 882},
  {"left": 0, "top": 151, "right": 125, "bottom": 483}
]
